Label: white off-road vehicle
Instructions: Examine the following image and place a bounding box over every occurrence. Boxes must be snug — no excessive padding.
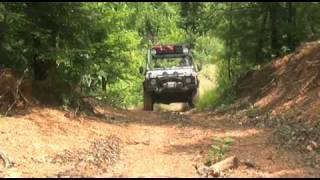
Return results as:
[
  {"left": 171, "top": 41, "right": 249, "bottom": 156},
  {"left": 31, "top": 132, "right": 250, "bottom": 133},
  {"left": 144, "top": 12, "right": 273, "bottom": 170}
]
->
[{"left": 139, "top": 44, "right": 201, "bottom": 111}]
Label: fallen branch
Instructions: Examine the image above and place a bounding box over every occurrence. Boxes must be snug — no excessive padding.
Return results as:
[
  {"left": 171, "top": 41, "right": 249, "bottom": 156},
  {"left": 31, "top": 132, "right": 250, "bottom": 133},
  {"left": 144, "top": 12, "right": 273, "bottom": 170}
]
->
[
  {"left": 18, "top": 88, "right": 32, "bottom": 105},
  {"left": 232, "top": 142, "right": 281, "bottom": 147},
  {"left": 299, "top": 71, "right": 319, "bottom": 95},
  {"left": 205, "top": 156, "right": 239, "bottom": 177},
  {"left": 306, "top": 60, "right": 320, "bottom": 67},
  {"left": 4, "top": 68, "right": 28, "bottom": 116},
  {"left": 259, "top": 77, "right": 276, "bottom": 95},
  {"left": 0, "top": 150, "right": 13, "bottom": 168}
]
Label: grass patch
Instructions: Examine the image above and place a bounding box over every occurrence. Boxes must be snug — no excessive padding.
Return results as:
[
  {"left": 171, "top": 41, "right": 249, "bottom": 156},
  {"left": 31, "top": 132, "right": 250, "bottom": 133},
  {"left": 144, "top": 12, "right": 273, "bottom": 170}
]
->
[
  {"left": 246, "top": 107, "right": 259, "bottom": 118},
  {"left": 274, "top": 124, "right": 296, "bottom": 145},
  {"left": 278, "top": 125, "right": 293, "bottom": 139},
  {"left": 196, "top": 60, "right": 256, "bottom": 110},
  {"left": 196, "top": 86, "right": 236, "bottom": 110},
  {"left": 196, "top": 62, "right": 237, "bottom": 110},
  {"left": 205, "top": 137, "right": 234, "bottom": 166}
]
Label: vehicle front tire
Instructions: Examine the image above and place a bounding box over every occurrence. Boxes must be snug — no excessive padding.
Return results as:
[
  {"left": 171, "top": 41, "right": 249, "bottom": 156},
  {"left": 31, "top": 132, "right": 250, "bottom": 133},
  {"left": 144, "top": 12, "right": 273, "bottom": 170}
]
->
[
  {"left": 188, "top": 100, "right": 195, "bottom": 109},
  {"left": 188, "top": 89, "right": 199, "bottom": 109},
  {"left": 144, "top": 90, "right": 154, "bottom": 111}
]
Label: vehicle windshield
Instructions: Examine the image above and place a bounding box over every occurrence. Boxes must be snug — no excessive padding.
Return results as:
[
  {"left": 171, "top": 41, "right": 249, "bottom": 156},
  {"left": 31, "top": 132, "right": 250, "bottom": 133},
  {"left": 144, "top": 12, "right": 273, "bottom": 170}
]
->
[{"left": 150, "top": 55, "right": 192, "bottom": 70}]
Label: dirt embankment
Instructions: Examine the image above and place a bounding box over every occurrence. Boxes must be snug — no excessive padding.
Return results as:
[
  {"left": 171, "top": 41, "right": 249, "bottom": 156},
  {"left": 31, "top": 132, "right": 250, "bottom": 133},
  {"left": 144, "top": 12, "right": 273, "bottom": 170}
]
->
[
  {"left": 0, "top": 68, "right": 33, "bottom": 113},
  {"left": 0, "top": 66, "right": 96, "bottom": 117},
  {"left": 236, "top": 41, "right": 320, "bottom": 120},
  {"left": 232, "top": 40, "right": 320, "bottom": 153}
]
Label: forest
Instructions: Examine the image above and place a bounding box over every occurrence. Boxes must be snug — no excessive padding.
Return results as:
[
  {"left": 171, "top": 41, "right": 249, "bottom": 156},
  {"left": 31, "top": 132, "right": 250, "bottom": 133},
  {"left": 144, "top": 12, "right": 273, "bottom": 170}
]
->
[{"left": 1, "top": 2, "right": 320, "bottom": 109}]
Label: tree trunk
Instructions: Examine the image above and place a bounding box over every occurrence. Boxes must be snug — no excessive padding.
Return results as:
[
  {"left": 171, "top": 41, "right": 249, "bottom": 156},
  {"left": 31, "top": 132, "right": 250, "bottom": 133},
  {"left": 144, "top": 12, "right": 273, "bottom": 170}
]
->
[
  {"left": 227, "top": 3, "right": 233, "bottom": 81},
  {"left": 102, "top": 76, "right": 106, "bottom": 91},
  {"left": 287, "top": 2, "right": 296, "bottom": 50},
  {"left": 255, "top": 7, "right": 268, "bottom": 63},
  {"left": 269, "top": 3, "right": 280, "bottom": 57}
]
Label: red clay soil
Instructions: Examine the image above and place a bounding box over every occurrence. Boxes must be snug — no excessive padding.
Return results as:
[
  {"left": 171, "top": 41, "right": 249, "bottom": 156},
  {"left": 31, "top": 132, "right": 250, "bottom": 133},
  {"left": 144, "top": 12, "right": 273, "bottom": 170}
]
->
[
  {"left": 236, "top": 40, "right": 320, "bottom": 128},
  {"left": 0, "top": 106, "right": 318, "bottom": 177}
]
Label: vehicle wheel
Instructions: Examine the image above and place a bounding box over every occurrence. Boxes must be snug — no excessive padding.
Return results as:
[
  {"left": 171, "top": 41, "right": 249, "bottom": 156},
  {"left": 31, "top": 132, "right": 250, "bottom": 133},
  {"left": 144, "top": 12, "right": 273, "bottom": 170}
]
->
[
  {"left": 144, "top": 91, "right": 153, "bottom": 111},
  {"left": 188, "top": 100, "right": 195, "bottom": 109},
  {"left": 188, "top": 90, "right": 199, "bottom": 109}
]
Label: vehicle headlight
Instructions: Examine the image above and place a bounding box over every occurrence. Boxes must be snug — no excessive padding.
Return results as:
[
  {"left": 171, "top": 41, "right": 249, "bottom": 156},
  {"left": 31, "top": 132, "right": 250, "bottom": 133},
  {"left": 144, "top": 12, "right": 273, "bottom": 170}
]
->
[
  {"left": 182, "top": 47, "right": 189, "bottom": 54},
  {"left": 185, "top": 77, "right": 192, "bottom": 84},
  {"left": 151, "top": 49, "right": 157, "bottom": 55},
  {"left": 150, "top": 79, "right": 157, "bottom": 86}
]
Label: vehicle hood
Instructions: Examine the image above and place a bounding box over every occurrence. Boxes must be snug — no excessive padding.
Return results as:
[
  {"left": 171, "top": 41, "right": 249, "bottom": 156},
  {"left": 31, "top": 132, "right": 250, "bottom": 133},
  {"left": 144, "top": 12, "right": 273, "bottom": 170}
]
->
[{"left": 146, "top": 67, "right": 197, "bottom": 79}]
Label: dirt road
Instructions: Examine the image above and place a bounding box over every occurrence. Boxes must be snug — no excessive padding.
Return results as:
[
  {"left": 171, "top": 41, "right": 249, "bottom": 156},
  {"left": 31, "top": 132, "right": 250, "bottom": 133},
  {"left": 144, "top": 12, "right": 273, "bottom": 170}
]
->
[{"left": 0, "top": 105, "right": 318, "bottom": 177}]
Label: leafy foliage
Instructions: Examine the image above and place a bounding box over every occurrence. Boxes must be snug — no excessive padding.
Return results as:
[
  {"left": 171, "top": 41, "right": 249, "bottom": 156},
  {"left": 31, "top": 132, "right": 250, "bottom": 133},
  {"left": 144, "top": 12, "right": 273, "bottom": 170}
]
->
[{"left": 1, "top": 2, "right": 320, "bottom": 108}]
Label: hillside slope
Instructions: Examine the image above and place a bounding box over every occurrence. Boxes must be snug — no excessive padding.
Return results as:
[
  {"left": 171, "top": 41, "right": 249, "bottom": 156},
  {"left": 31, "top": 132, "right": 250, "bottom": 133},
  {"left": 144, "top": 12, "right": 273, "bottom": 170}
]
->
[
  {"left": 236, "top": 41, "right": 320, "bottom": 128},
  {"left": 221, "top": 41, "right": 320, "bottom": 162}
]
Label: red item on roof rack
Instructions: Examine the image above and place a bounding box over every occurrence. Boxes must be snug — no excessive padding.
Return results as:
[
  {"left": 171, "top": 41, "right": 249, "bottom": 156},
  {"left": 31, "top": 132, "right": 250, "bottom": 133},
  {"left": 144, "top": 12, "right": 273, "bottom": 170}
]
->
[{"left": 152, "top": 45, "right": 176, "bottom": 53}]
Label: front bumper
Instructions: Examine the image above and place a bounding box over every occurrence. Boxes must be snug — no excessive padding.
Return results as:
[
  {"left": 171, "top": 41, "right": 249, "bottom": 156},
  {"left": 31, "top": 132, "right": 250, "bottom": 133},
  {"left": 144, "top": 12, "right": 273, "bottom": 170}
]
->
[{"left": 144, "top": 78, "right": 198, "bottom": 93}]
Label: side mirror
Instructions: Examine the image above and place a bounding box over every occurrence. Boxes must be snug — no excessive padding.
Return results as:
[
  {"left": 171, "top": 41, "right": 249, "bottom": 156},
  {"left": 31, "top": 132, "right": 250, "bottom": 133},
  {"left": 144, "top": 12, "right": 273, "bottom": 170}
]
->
[{"left": 139, "top": 66, "right": 144, "bottom": 75}]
